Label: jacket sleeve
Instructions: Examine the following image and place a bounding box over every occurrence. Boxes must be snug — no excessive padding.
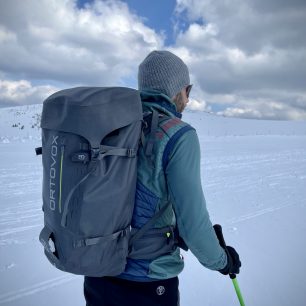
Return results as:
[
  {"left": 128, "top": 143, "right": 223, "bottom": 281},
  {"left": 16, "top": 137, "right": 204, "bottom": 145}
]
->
[{"left": 165, "top": 129, "right": 227, "bottom": 270}]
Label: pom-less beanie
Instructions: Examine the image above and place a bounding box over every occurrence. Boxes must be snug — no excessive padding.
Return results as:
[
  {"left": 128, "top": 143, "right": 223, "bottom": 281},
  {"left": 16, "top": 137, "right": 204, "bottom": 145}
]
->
[{"left": 138, "top": 50, "right": 190, "bottom": 99}]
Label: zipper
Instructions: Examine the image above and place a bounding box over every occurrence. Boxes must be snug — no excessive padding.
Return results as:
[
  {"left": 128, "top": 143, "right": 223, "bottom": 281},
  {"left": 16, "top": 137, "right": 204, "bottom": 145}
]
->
[{"left": 59, "top": 145, "right": 64, "bottom": 214}]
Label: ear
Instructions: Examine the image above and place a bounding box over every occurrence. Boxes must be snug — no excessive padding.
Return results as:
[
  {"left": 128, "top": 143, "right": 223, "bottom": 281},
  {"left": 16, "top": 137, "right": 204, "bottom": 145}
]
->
[
  {"left": 172, "top": 89, "right": 184, "bottom": 102},
  {"left": 171, "top": 92, "right": 180, "bottom": 105}
]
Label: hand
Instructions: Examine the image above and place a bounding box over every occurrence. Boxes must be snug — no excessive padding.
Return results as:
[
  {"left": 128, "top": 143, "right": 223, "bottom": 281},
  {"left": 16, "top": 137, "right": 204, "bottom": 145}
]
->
[
  {"left": 213, "top": 224, "right": 241, "bottom": 275},
  {"left": 218, "top": 245, "right": 241, "bottom": 275}
]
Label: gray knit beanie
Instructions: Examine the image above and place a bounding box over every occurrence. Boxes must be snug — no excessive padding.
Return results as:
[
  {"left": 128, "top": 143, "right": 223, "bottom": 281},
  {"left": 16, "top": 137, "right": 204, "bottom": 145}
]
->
[{"left": 138, "top": 50, "right": 190, "bottom": 99}]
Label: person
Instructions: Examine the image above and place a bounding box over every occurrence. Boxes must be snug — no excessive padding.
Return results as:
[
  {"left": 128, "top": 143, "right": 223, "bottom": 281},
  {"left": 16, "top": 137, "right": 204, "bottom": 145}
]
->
[{"left": 84, "top": 50, "right": 241, "bottom": 306}]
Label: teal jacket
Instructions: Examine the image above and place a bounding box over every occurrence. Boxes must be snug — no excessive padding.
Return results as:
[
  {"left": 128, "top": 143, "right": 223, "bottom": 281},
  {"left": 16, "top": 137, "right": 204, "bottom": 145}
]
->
[{"left": 119, "top": 90, "right": 227, "bottom": 281}]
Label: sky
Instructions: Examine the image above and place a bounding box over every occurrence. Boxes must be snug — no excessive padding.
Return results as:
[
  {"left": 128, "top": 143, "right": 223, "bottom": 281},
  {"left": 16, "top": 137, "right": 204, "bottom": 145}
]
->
[{"left": 0, "top": 0, "right": 306, "bottom": 120}]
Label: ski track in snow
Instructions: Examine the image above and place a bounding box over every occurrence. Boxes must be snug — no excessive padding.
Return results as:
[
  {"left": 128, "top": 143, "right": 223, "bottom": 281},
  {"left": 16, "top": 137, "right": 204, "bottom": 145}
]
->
[
  {"left": 0, "top": 224, "right": 42, "bottom": 237},
  {"left": 0, "top": 162, "right": 41, "bottom": 199},
  {"left": 0, "top": 275, "right": 78, "bottom": 304},
  {"left": 0, "top": 198, "right": 43, "bottom": 244},
  {"left": 201, "top": 139, "right": 306, "bottom": 233},
  {"left": 227, "top": 203, "right": 295, "bottom": 224}
]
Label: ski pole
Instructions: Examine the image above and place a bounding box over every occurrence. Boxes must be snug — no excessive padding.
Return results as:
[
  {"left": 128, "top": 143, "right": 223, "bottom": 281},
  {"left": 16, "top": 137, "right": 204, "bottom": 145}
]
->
[
  {"left": 213, "top": 224, "right": 246, "bottom": 306},
  {"left": 230, "top": 274, "right": 245, "bottom": 306}
]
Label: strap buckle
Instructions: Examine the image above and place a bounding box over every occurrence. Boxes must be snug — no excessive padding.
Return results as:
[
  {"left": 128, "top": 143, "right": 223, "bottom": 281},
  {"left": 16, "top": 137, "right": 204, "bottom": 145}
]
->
[
  {"left": 127, "top": 149, "right": 136, "bottom": 157},
  {"left": 90, "top": 148, "right": 100, "bottom": 160}
]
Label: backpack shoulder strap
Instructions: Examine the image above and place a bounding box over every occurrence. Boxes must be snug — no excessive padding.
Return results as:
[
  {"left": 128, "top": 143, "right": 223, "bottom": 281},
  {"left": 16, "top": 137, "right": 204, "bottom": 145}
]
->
[
  {"left": 162, "top": 124, "right": 195, "bottom": 171},
  {"left": 143, "top": 109, "right": 159, "bottom": 158}
]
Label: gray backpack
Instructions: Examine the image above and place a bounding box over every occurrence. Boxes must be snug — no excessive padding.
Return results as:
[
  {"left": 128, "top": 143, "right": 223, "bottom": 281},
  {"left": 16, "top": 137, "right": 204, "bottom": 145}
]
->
[{"left": 36, "top": 87, "right": 174, "bottom": 277}]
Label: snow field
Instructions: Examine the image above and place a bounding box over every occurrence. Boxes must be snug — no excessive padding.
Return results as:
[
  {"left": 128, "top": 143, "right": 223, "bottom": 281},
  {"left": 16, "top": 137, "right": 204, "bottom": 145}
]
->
[{"left": 0, "top": 105, "right": 305, "bottom": 305}]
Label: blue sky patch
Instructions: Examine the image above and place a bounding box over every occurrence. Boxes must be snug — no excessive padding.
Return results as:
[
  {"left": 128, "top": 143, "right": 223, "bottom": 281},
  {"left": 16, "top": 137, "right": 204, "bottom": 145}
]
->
[{"left": 77, "top": 0, "right": 179, "bottom": 45}]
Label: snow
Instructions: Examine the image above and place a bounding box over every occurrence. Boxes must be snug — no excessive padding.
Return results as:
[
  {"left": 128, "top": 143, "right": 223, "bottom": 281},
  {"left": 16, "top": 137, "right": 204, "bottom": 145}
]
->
[
  {"left": 0, "top": 104, "right": 41, "bottom": 143},
  {"left": 0, "top": 104, "right": 306, "bottom": 306}
]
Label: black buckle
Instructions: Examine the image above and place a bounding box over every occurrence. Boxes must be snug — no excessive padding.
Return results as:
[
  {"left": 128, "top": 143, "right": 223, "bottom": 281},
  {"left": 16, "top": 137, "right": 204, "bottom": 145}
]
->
[
  {"left": 91, "top": 148, "right": 100, "bottom": 160},
  {"left": 35, "top": 147, "right": 42, "bottom": 155}
]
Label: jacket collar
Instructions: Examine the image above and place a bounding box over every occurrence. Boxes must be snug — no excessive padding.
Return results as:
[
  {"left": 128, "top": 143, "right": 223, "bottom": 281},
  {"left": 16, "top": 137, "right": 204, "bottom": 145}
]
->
[{"left": 140, "top": 90, "right": 182, "bottom": 119}]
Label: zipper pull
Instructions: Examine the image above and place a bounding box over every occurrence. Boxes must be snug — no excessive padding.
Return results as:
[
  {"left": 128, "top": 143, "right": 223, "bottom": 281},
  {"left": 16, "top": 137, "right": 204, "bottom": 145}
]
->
[{"left": 166, "top": 232, "right": 171, "bottom": 244}]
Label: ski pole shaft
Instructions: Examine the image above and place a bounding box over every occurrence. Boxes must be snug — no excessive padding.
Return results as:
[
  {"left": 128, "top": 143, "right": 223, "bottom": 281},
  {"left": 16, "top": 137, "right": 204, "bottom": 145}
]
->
[{"left": 230, "top": 275, "right": 246, "bottom": 306}]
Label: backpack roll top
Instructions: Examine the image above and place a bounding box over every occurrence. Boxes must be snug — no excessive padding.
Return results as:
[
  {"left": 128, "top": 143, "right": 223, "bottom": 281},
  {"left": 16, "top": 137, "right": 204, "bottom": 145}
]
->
[
  {"left": 41, "top": 86, "right": 143, "bottom": 148},
  {"left": 39, "top": 87, "right": 143, "bottom": 276}
]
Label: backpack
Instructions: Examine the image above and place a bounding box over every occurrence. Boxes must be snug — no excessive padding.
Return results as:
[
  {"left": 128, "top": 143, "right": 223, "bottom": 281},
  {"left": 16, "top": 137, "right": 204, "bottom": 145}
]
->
[{"left": 36, "top": 87, "right": 175, "bottom": 277}]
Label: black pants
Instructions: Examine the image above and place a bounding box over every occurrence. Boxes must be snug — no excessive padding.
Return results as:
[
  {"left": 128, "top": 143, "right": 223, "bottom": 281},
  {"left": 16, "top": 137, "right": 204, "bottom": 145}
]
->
[{"left": 84, "top": 276, "right": 180, "bottom": 306}]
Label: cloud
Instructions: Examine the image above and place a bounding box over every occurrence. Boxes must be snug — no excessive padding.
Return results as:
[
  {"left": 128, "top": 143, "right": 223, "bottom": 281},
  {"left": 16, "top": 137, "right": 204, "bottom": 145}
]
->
[
  {"left": 176, "top": 0, "right": 306, "bottom": 53},
  {"left": 172, "top": 0, "right": 306, "bottom": 120},
  {"left": 218, "top": 99, "right": 306, "bottom": 121},
  {"left": 0, "top": 0, "right": 305, "bottom": 121},
  {"left": 0, "top": 80, "right": 58, "bottom": 107},
  {"left": 0, "top": 0, "right": 164, "bottom": 86},
  {"left": 187, "top": 97, "right": 210, "bottom": 112}
]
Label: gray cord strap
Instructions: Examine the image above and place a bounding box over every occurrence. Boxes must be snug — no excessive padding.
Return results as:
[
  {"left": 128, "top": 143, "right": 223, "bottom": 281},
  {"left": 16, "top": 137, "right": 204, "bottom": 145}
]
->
[
  {"left": 98, "top": 145, "right": 137, "bottom": 159},
  {"left": 74, "top": 227, "right": 130, "bottom": 248},
  {"left": 39, "top": 225, "right": 62, "bottom": 267},
  {"left": 61, "top": 166, "right": 96, "bottom": 227},
  {"left": 128, "top": 202, "right": 171, "bottom": 249}
]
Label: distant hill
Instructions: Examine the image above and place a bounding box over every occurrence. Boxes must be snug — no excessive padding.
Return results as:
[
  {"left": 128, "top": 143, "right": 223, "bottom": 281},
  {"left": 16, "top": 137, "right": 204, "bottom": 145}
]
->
[
  {"left": 0, "top": 104, "right": 305, "bottom": 143},
  {"left": 0, "top": 104, "right": 42, "bottom": 143}
]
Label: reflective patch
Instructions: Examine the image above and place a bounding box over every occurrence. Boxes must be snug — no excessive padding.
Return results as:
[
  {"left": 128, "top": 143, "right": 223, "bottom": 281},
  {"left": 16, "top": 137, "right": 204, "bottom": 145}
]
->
[{"left": 156, "top": 285, "right": 166, "bottom": 296}]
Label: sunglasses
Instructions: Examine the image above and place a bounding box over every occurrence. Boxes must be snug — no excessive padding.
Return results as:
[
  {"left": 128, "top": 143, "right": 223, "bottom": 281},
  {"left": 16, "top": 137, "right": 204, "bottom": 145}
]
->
[{"left": 186, "top": 84, "right": 193, "bottom": 98}]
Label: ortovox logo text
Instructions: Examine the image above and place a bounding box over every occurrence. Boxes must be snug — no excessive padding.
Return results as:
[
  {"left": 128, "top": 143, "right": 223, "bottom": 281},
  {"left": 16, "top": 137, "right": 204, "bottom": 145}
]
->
[{"left": 49, "top": 135, "right": 58, "bottom": 211}]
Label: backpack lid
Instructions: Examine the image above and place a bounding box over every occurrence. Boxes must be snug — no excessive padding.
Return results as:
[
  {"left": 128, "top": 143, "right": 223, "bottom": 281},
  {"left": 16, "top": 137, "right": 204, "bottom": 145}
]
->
[{"left": 41, "top": 87, "right": 143, "bottom": 148}]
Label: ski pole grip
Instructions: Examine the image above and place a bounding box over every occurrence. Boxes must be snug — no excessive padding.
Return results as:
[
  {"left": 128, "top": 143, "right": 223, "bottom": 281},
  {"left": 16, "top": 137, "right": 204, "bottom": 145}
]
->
[
  {"left": 213, "top": 224, "right": 227, "bottom": 248},
  {"left": 214, "top": 224, "right": 237, "bottom": 279}
]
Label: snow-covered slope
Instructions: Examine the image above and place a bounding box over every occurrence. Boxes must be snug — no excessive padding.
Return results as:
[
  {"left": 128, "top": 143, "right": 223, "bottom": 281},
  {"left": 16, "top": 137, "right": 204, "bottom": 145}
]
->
[
  {"left": 0, "top": 104, "right": 42, "bottom": 143},
  {"left": 184, "top": 110, "right": 306, "bottom": 136},
  {"left": 0, "top": 104, "right": 305, "bottom": 143},
  {"left": 0, "top": 104, "right": 306, "bottom": 306}
]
